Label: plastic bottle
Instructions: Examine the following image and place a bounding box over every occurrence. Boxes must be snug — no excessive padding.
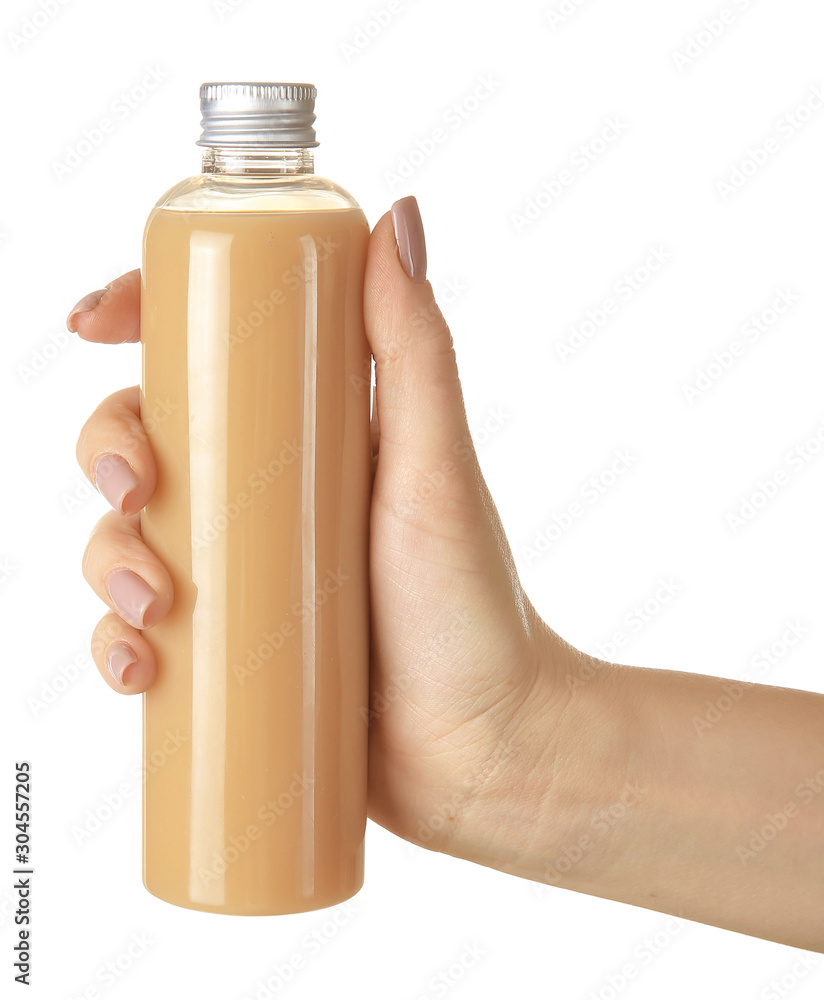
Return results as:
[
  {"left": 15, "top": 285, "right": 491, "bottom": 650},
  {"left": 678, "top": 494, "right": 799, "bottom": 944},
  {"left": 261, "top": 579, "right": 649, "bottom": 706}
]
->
[{"left": 139, "top": 82, "right": 371, "bottom": 914}]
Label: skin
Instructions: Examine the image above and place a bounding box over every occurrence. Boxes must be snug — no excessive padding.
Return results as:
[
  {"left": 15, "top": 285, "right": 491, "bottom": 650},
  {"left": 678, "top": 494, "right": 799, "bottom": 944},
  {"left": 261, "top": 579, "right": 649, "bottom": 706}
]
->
[{"left": 72, "top": 204, "right": 824, "bottom": 953}]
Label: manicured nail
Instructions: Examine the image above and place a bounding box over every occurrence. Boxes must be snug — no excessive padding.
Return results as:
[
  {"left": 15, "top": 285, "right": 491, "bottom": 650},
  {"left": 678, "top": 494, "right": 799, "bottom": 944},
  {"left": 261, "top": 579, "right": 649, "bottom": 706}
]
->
[
  {"left": 108, "top": 642, "right": 137, "bottom": 686},
  {"left": 94, "top": 454, "right": 139, "bottom": 513},
  {"left": 106, "top": 569, "right": 156, "bottom": 629},
  {"left": 66, "top": 287, "right": 108, "bottom": 332},
  {"left": 391, "top": 196, "right": 427, "bottom": 283}
]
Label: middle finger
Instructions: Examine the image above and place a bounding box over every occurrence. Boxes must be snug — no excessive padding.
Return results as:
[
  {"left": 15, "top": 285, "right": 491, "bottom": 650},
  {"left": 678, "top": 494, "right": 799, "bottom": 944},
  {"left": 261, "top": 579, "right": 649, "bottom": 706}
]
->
[{"left": 82, "top": 510, "right": 173, "bottom": 629}]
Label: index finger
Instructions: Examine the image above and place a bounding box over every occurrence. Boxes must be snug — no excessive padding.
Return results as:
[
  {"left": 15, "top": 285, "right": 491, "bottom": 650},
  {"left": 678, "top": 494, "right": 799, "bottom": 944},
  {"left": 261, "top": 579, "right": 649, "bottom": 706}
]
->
[{"left": 67, "top": 268, "right": 141, "bottom": 344}]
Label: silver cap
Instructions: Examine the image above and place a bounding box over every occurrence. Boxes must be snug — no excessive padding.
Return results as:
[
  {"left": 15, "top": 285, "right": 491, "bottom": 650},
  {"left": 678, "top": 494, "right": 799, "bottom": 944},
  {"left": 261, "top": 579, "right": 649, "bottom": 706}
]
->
[{"left": 196, "top": 82, "right": 319, "bottom": 148}]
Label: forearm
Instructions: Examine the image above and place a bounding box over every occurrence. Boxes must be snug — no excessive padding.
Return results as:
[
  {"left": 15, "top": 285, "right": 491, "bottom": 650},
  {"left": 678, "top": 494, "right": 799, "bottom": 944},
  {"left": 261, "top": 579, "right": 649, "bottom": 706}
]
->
[{"left": 463, "top": 628, "right": 824, "bottom": 951}]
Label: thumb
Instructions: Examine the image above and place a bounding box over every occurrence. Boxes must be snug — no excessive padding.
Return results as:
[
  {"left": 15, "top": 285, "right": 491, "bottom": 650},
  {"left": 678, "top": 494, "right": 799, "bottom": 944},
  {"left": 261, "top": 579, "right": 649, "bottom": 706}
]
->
[{"left": 364, "top": 197, "right": 476, "bottom": 520}]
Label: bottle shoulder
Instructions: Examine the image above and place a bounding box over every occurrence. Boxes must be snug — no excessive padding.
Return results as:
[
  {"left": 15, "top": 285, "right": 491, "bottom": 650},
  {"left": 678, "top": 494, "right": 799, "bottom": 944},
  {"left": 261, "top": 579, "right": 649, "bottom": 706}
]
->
[{"left": 148, "top": 173, "right": 365, "bottom": 215}]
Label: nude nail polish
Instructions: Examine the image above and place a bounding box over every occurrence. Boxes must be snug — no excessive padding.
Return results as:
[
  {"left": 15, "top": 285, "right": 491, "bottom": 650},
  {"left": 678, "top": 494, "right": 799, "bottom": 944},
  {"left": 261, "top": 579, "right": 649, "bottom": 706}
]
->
[
  {"left": 391, "top": 195, "right": 427, "bottom": 282},
  {"left": 94, "top": 454, "right": 139, "bottom": 513},
  {"left": 108, "top": 643, "right": 138, "bottom": 685},
  {"left": 66, "top": 288, "right": 107, "bottom": 331},
  {"left": 106, "top": 569, "right": 156, "bottom": 629}
]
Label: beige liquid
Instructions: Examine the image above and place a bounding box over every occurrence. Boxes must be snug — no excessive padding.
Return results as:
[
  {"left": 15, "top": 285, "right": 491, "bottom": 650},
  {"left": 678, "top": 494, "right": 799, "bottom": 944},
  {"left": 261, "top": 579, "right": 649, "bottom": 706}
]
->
[{"left": 140, "top": 205, "right": 371, "bottom": 914}]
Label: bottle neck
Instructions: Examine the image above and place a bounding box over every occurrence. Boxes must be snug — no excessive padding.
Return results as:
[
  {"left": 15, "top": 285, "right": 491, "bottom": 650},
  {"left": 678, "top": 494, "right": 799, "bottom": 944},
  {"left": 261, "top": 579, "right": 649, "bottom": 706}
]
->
[{"left": 201, "top": 146, "right": 315, "bottom": 175}]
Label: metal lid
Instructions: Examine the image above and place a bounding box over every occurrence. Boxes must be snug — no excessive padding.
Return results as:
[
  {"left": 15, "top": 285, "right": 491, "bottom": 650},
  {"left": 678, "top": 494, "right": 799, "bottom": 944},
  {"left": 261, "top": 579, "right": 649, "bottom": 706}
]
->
[{"left": 196, "top": 82, "right": 319, "bottom": 148}]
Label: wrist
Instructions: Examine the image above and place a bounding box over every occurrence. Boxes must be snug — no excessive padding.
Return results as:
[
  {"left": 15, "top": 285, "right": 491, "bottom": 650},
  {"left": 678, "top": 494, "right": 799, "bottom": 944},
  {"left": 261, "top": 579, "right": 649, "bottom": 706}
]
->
[
  {"left": 451, "top": 623, "right": 632, "bottom": 887},
  {"left": 449, "top": 619, "right": 824, "bottom": 952}
]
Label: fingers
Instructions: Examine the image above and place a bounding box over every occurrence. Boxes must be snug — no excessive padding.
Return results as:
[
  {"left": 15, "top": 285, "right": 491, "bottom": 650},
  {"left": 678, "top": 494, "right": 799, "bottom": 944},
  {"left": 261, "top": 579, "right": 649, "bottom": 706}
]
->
[
  {"left": 71, "top": 267, "right": 162, "bottom": 696},
  {"left": 82, "top": 509, "right": 173, "bottom": 631},
  {"left": 90, "top": 613, "right": 158, "bottom": 694},
  {"left": 67, "top": 268, "right": 141, "bottom": 343},
  {"left": 364, "top": 197, "right": 473, "bottom": 469},
  {"left": 76, "top": 386, "right": 156, "bottom": 516},
  {"left": 365, "top": 197, "right": 487, "bottom": 530}
]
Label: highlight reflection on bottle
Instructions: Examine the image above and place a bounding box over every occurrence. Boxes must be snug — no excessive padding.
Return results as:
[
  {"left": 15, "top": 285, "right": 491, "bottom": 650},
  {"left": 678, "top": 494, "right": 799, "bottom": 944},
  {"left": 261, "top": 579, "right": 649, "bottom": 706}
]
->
[{"left": 139, "top": 83, "right": 371, "bottom": 915}]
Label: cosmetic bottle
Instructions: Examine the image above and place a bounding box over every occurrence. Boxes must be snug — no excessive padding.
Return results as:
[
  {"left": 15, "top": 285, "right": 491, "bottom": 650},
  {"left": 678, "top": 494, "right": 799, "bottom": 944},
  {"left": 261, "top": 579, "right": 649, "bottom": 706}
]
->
[{"left": 140, "top": 82, "right": 371, "bottom": 914}]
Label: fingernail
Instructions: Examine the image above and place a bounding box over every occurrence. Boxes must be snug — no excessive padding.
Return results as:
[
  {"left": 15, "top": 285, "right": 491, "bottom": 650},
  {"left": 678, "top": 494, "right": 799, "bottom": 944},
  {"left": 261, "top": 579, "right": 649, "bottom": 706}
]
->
[
  {"left": 391, "top": 196, "right": 427, "bottom": 283},
  {"left": 106, "top": 569, "right": 156, "bottom": 629},
  {"left": 107, "top": 642, "right": 137, "bottom": 686},
  {"left": 66, "top": 287, "right": 108, "bottom": 332},
  {"left": 94, "top": 454, "right": 139, "bottom": 513}
]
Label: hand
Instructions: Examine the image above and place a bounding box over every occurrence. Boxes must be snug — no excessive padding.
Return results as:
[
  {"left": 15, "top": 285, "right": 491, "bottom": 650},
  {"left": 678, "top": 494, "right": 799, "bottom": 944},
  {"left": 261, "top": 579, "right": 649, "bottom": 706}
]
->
[
  {"left": 70, "top": 197, "right": 575, "bottom": 863},
  {"left": 69, "top": 198, "right": 824, "bottom": 951}
]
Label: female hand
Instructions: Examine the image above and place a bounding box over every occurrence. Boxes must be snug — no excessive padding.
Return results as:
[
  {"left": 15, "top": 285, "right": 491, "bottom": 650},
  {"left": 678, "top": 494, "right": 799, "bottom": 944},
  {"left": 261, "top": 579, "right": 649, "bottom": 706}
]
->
[{"left": 70, "top": 197, "right": 824, "bottom": 951}]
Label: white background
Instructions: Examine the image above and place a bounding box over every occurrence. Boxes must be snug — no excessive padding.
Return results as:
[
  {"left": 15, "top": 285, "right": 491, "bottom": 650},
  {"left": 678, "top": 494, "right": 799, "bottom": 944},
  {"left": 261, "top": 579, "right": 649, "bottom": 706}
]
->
[{"left": 3, "top": 0, "right": 824, "bottom": 997}]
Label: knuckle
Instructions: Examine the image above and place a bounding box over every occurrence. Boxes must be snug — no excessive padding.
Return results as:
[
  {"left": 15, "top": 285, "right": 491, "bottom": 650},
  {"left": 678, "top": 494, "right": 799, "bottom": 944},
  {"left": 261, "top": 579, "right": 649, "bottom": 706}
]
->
[
  {"left": 113, "top": 405, "right": 146, "bottom": 452},
  {"left": 75, "top": 418, "right": 93, "bottom": 466}
]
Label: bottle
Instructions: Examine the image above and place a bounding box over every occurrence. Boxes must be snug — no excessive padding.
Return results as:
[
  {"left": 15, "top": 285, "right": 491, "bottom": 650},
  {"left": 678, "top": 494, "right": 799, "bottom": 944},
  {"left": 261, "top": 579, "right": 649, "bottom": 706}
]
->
[{"left": 139, "top": 83, "right": 372, "bottom": 915}]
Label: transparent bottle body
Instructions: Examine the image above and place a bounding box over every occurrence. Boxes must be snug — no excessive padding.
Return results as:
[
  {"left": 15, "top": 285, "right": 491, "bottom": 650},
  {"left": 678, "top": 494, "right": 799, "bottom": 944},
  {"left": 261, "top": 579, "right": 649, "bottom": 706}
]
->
[{"left": 140, "top": 153, "right": 371, "bottom": 914}]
